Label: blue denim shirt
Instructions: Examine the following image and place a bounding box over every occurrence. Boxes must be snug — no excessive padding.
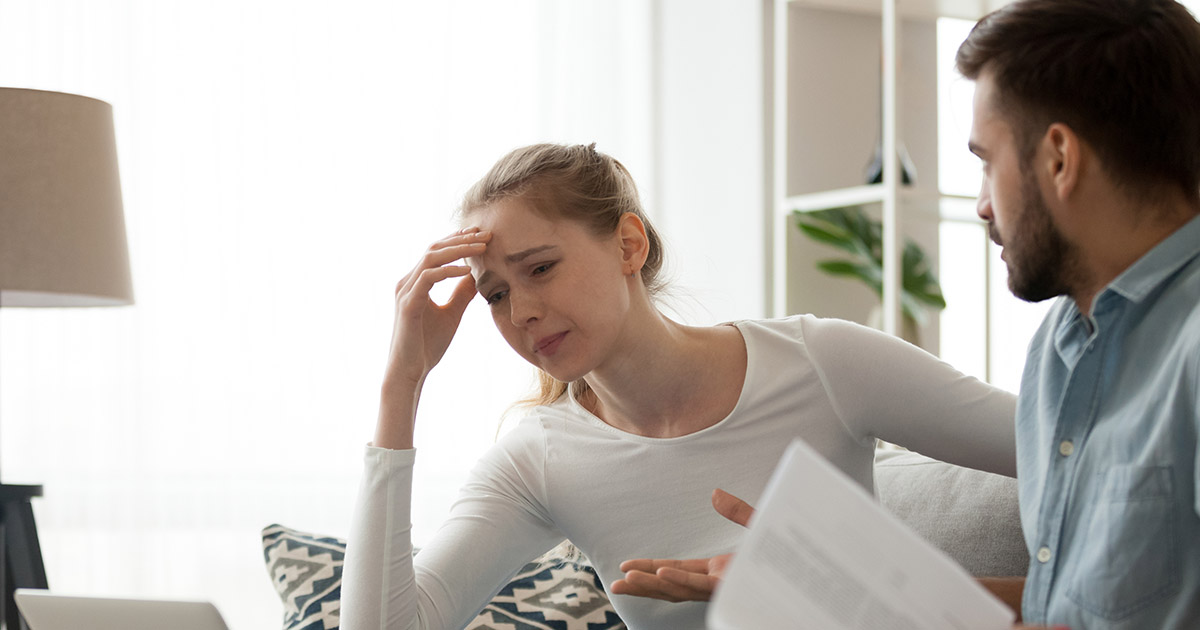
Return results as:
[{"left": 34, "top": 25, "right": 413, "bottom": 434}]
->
[{"left": 1017, "top": 214, "right": 1200, "bottom": 628}]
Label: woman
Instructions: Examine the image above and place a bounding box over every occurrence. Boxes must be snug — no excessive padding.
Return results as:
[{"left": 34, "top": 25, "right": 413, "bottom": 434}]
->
[{"left": 342, "top": 143, "right": 1016, "bottom": 629}]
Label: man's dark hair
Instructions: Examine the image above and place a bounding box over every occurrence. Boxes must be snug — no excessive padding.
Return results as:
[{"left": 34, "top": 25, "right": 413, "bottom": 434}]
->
[{"left": 957, "top": 0, "right": 1200, "bottom": 203}]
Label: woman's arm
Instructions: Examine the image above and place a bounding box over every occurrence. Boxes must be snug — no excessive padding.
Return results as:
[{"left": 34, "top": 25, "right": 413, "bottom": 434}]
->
[
  {"left": 373, "top": 228, "right": 491, "bottom": 450},
  {"left": 802, "top": 317, "right": 1017, "bottom": 476},
  {"left": 343, "top": 228, "right": 498, "bottom": 629},
  {"left": 342, "top": 447, "right": 422, "bottom": 630},
  {"left": 343, "top": 424, "right": 564, "bottom": 630}
]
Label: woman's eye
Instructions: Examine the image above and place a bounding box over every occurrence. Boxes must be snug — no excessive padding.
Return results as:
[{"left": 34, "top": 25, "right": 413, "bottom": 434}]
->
[
  {"left": 485, "top": 290, "right": 507, "bottom": 305},
  {"left": 532, "top": 262, "right": 556, "bottom": 275}
]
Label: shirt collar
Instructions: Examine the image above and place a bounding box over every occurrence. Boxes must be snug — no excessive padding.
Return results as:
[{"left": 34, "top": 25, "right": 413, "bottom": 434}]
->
[
  {"left": 1052, "top": 213, "right": 1200, "bottom": 356},
  {"left": 1105, "top": 214, "right": 1200, "bottom": 304}
]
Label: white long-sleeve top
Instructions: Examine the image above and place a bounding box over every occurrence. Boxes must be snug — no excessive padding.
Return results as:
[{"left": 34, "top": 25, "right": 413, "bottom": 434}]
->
[{"left": 342, "top": 315, "right": 1017, "bottom": 630}]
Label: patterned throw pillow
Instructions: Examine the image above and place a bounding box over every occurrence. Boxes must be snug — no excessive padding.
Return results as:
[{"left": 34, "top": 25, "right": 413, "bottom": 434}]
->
[
  {"left": 261, "top": 525, "right": 625, "bottom": 630},
  {"left": 262, "top": 524, "right": 345, "bottom": 630},
  {"left": 466, "top": 541, "right": 626, "bottom": 630}
]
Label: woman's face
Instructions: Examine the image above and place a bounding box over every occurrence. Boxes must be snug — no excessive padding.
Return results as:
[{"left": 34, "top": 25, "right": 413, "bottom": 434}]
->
[{"left": 466, "top": 197, "right": 634, "bottom": 383}]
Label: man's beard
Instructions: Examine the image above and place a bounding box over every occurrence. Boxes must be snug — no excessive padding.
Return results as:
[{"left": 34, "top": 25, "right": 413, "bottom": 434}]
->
[{"left": 995, "top": 168, "right": 1076, "bottom": 303}]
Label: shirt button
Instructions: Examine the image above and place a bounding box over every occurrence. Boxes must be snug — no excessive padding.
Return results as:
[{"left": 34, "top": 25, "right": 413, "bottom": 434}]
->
[
  {"left": 1037, "top": 546, "right": 1052, "bottom": 563},
  {"left": 1059, "top": 440, "right": 1075, "bottom": 457}
]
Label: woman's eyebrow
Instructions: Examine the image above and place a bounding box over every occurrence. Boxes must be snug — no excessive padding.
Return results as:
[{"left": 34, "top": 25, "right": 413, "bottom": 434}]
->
[
  {"left": 476, "top": 245, "right": 560, "bottom": 289},
  {"left": 505, "top": 244, "right": 557, "bottom": 264}
]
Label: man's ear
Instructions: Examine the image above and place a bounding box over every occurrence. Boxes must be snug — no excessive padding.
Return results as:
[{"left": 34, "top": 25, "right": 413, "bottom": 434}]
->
[
  {"left": 617, "top": 212, "right": 650, "bottom": 274},
  {"left": 1042, "top": 122, "right": 1082, "bottom": 201}
]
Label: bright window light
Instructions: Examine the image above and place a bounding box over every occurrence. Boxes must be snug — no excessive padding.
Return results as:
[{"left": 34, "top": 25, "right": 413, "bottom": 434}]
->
[
  {"left": 936, "top": 16, "right": 1052, "bottom": 393},
  {"left": 0, "top": 2, "right": 650, "bottom": 628}
]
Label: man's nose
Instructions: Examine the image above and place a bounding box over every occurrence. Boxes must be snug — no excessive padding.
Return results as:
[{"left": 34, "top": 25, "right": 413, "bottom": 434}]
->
[{"left": 976, "top": 180, "right": 994, "bottom": 223}]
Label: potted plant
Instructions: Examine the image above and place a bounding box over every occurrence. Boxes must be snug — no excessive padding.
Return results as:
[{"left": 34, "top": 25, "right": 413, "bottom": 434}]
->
[{"left": 793, "top": 206, "right": 946, "bottom": 343}]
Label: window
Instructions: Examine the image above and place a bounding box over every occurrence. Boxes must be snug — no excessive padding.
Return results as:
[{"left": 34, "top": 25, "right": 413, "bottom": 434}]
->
[
  {"left": 937, "top": 17, "right": 1051, "bottom": 393},
  {"left": 0, "top": 2, "right": 651, "bottom": 627}
]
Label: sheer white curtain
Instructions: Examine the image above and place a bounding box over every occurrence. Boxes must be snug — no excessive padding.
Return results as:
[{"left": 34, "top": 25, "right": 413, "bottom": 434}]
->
[{"left": 0, "top": 1, "right": 651, "bottom": 628}]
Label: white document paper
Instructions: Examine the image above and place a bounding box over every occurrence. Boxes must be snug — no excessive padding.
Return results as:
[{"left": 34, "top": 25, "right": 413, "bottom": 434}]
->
[{"left": 708, "top": 439, "right": 1015, "bottom": 630}]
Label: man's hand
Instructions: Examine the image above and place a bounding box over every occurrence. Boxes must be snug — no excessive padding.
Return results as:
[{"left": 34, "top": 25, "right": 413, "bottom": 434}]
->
[{"left": 611, "top": 489, "right": 755, "bottom": 602}]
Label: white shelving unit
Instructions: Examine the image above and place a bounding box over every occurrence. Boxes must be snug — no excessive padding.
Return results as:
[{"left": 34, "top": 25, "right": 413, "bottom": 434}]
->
[
  {"left": 785, "top": 0, "right": 1006, "bottom": 21},
  {"left": 764, "top": 0, "right": 1007, "bottom": 348}
]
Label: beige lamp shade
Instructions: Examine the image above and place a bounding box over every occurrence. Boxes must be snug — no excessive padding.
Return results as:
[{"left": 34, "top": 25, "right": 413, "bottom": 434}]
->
[{"left": 0, "top": 87, "right": 133, "bottom": 307}]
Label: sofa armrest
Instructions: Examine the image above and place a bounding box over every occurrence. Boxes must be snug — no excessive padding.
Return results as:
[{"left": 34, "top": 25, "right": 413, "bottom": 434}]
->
[
  {"left": 977, "top": 576, "right": 1024, "bottom": 622},
  {"left": 875, "top": 449, "right": 1029, "bottom": 578}
]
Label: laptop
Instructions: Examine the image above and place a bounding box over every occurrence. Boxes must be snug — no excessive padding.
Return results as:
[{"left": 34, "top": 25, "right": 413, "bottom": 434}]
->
[{"left": 14, "top": 589, "right": 229, "bottom": 630}]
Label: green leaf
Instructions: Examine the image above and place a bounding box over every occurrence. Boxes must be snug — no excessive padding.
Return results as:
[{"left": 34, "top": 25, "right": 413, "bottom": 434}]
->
[
  {"left": 901, "top": 241, "right": 946, "bottom": 309},
  {"left": 796, "top": 207, "right": 879, "bottom": 260},
  {"left": 794, "top": 205, "right": 947, "bottom": 320},
  {"left": 797, "top": 223, "right": 856, "bottom": 253},
  {"left": 817, "top": 260, "right": 882, "bottom": 295},
  {"left": 794, "top": 214, "right": 859, "bottom": 256}
]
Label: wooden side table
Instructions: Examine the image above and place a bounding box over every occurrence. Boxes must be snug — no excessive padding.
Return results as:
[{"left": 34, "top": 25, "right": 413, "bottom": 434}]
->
[{"left": 0, "top": 485, "right": 47, "bottom": 630}]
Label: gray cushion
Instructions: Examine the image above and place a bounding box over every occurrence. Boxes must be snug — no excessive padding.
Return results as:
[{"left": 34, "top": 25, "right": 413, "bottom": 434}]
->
[{"left": 874, "top": 450, "right": 1029, "bottom": 577}]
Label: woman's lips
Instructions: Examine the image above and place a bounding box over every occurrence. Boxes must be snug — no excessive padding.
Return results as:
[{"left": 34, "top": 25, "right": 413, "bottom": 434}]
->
[{"left": 535, "top": 332, "right": 567, "bottom": 356}]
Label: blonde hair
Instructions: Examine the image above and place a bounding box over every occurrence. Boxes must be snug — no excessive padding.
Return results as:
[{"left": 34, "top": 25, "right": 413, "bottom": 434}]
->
[{"left": 459, "top": 143, "right": 666, "bottom": 407}]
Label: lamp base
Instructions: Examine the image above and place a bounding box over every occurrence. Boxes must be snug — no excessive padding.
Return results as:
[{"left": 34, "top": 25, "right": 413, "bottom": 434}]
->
[{"left": 0, "top": 485, "right": 46, "bottom": 630}]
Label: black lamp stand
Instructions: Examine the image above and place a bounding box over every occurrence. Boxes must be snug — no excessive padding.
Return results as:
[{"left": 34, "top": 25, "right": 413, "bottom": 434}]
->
[
  {"left": 0, "top": 484, "right": 46, "bottom": 630},
  {"left": 0, "top": 307, "right": 49, "bottom": 630}
]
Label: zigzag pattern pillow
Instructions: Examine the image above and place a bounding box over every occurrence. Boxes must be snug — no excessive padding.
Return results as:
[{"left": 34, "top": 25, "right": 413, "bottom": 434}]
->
[
  {"left": 261, "top": 525, "right": 625, "bottom": 630},
  {"left": 262, "top": 525, "right": 345, "bottom": 630},
  {"left": 467, "top": 541, "right": 625, "bottom": 630}
]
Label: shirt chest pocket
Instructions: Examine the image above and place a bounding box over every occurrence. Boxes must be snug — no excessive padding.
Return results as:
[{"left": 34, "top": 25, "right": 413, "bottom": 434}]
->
[{"left": 1065, "top": 464, "right": 1181, "bottom": 620}]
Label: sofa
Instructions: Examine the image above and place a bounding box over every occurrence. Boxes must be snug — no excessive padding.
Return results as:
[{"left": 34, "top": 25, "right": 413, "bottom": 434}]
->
[{"left": 262, "top": 449, "right": 1027, "bottom": 630}]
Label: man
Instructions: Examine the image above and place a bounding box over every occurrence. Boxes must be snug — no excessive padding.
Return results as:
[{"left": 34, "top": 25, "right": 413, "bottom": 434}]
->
[
  {"left": 615, "top": 1, "right": 1200, "bottom": 627},
  {"left": 957, "top": 0, "right": 1200, "bottom": 626}
]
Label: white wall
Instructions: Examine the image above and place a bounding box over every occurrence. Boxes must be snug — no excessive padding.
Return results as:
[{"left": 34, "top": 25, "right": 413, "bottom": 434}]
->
[{"left": 653, "top": 0, "right": 768, "bottom": 324}]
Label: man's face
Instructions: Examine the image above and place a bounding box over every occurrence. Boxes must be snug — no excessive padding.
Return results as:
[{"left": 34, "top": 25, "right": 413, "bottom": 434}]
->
[{"left": 969, "top": 70, "right": 1074, "bottom": 303}]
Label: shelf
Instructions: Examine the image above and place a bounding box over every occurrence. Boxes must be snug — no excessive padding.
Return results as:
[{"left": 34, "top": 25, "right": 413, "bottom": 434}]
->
[
  {"left": 783, "top": 184, "right": 884, "bottom": 213},
  {"left": 769, "top": 0, "right": 1004, "bottom": 341},
  {"left": 936, "top": 193, "right": 984, "bottom": 224},
  {"left": 782, "top": 187, "right": 982, "bottom": 221},
  {"left": 789, "top": 0, "right": 1010, "bottom": 22}
]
